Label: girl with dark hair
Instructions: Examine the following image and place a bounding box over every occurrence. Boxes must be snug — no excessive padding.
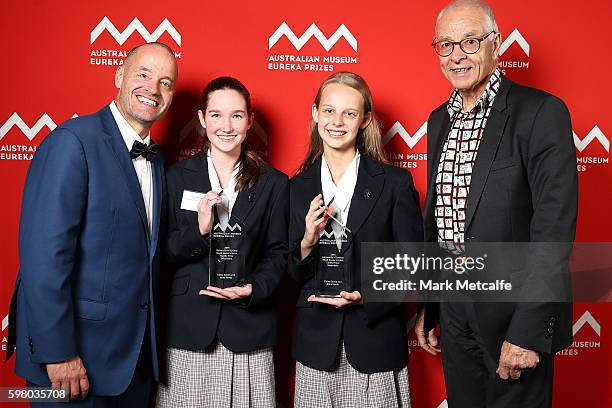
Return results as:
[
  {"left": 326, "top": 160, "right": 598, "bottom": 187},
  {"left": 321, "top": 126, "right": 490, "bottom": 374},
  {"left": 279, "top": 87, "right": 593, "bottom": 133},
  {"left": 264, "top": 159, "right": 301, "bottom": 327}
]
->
[
  {"left": 289, "top": 72, "right": 423, "bottom": 407},
  {"left": 157, "top": 77, "right": 288, "bottom": 407}
]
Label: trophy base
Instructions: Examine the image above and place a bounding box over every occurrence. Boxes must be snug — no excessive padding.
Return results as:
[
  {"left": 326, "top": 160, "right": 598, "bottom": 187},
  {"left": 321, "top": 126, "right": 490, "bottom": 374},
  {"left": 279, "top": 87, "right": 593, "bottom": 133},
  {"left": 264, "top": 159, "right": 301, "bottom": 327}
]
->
[{"left": 314, "top": 291, "right": 343, "bottom": 298}]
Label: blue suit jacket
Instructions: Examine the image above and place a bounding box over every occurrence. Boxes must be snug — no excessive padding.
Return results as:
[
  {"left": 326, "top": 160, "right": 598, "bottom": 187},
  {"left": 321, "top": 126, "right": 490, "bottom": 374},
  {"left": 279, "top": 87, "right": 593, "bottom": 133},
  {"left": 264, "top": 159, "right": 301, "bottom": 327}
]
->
[{"left": 6, "top": 106, "right": 166, "bottom": 396}]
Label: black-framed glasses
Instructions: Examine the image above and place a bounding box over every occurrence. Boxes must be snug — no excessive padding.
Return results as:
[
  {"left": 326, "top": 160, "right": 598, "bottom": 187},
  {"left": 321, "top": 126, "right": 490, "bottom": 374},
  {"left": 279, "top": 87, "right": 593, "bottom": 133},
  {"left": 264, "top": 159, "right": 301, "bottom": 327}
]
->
[{"left": 432, "top": 31, "right": 496, "bottom": 57}]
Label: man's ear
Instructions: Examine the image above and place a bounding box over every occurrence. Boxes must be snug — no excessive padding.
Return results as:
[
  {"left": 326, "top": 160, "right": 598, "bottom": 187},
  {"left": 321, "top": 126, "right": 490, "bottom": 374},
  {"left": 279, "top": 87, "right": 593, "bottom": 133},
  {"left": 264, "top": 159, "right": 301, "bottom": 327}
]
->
[{"left": 114, "top": 66, "right": 124, "bottom": 90}]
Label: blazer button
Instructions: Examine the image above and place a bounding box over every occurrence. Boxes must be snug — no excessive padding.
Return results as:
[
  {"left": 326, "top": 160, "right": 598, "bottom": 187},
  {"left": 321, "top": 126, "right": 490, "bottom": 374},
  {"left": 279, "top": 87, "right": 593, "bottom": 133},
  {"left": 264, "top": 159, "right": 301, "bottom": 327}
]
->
[
  {"left": 193, "top": 249, "right": 201, "bottom": 256},
  {"left": 140, "top": 302, "right": 149, "bottom": 311}
]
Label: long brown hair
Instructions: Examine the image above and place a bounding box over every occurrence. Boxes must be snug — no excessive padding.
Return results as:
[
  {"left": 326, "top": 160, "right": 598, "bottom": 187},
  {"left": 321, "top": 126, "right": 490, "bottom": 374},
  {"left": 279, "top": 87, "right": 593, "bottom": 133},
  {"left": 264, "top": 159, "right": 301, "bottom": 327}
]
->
[
  {"left": 200, "top": 76, "right": 264, "bottom": 190},
  {"left": 297, "top": 71, "right": 387, "bottom": 174}
]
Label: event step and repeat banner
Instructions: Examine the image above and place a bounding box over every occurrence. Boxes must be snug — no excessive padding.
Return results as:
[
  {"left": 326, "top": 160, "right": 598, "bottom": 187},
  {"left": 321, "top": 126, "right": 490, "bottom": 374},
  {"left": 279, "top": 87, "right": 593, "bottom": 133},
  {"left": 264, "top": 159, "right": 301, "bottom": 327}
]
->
[{"left": 1, "top": 0, "right": 609, "bottom": 406}]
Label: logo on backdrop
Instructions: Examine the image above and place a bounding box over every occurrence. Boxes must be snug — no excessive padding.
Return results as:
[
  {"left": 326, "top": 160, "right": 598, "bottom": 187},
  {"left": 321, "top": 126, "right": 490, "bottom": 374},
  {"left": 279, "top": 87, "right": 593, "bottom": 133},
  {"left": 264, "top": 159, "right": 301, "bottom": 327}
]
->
[
  {"left": 0, "top": 113, "right": 77, "bottom": 161},
  {"left": 574, "top": 125, "right": 609, "bottom": 172},
  {"left": 89, "top": 17, "right": 182, "bottom": 67},
  {"left": 383, "top": 121, "right": 427, "bottom": 170},
  {"left": 2, "top": 314, "right": 8, "bottom": 352},
  {"left": 267, "top": 22, "right": 358, "bottom": 73},
  {"left": 498, "top": 29, "right": 529, "bottom": 74},
  {"left": 557, "top": 310, "right": 602, "bottom": 357}
]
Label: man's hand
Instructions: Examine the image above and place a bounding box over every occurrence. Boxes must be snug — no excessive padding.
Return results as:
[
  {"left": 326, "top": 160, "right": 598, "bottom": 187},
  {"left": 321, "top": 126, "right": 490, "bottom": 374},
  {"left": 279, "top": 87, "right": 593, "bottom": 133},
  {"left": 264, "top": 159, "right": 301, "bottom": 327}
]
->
[
  {"left": 496, "top": 340, "right": 539, "bottom": 380},
  {"left": 415, "top": 308, "right": 441, "bottom": 355},
  {"left": 46, "top": 355, "right": 89, "bottom": 400},
  {"left": 199, "top": 283, "right": 253, "bottom": 300},
  {"left": 307, "top": 291, "right": 362, "bottom": 308}
]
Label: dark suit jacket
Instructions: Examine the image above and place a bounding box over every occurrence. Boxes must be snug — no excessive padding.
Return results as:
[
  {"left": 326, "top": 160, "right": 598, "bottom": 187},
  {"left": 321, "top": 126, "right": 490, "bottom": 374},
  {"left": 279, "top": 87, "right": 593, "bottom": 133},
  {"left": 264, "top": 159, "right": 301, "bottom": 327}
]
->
[
  {"left": 289, "top": 155, "right": 423, "bottom": 373},
  {"left": 163, "top": 153, "right": 288, "bottom": 352},
  {"left": 6, "top": 106, "right": 166, "bottom": 395},
  {"left": 423, "top": 75, "right": 578, "bottom": 357}
]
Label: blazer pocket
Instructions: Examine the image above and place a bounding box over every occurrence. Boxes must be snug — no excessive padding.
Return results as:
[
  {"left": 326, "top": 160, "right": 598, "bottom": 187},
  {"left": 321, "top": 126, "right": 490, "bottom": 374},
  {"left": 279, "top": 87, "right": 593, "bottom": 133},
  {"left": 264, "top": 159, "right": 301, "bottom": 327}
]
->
[
  {"left": 490, "top": 157, "right": 521, "bottom": 172},
  {"left": 171, "top": 275, "right": 190, "bottom": 296},
  {"left": 75, "top": 299, "right": 108, "bottom": 321}
]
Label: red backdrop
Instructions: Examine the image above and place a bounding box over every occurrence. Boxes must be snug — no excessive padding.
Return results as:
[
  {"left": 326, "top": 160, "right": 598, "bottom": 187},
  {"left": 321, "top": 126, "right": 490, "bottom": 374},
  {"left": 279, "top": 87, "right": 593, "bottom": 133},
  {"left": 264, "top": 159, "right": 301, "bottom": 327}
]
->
[{"left": 1, "top": 1, "right": 610, "bottom": 406}]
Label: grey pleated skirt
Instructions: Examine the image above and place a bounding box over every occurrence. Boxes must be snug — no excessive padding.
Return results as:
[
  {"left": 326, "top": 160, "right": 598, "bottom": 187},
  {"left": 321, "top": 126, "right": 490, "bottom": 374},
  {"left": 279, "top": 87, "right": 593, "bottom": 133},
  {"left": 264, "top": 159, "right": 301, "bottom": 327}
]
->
[
  {"left": 156, "top": 343, "right": 276, "bottom": 407},
  {"left": 294, "top": 344, "right": 411, "bottom": 408}
]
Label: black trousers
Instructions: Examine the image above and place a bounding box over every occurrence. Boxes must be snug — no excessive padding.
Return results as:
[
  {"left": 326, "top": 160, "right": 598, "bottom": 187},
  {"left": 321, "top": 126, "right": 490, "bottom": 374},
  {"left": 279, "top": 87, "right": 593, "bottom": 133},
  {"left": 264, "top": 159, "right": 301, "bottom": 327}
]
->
[{"left": 440, "top": 302, "right": 555, "bottom": 408}]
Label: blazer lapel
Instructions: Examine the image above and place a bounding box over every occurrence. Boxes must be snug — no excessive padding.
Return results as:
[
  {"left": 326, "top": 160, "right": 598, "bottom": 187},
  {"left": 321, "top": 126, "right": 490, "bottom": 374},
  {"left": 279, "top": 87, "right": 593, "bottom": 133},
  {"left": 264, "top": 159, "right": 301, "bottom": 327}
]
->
[
  {"left": 301, "top": 157, "right": 323, "bottom": 197},
  {"left": 229, "top": 172, "right": 269, "bottom": 228},
  {"left": 343, "top": 156, "right": 385, "bottom": 254},
  {"left": 182, "top": 153, "right": 212, "bottom": 194},
  {"left": 100, "top": 107, "right": 148, "bottom": 233},
  {"left": 464, "top": 77, "right": 511, "bottom": 232},
  {"left": 149, "top": 154, "right": 164, "bottom": 256},
  {"left": 424, "top": 112, "right": 451, "bottom": 242}
]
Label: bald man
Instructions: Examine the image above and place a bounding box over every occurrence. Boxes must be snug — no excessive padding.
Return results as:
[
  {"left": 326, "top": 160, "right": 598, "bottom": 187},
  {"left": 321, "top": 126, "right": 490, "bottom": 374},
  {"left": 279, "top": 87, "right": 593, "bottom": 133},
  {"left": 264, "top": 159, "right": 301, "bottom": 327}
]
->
[{"left": 7, "top": 42, "right": 178, "bottom": 406}]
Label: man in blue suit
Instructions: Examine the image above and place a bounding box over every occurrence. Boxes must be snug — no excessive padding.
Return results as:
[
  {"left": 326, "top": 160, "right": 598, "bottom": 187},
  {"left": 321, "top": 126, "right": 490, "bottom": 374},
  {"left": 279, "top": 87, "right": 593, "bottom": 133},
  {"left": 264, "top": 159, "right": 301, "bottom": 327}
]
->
[{"left": 6, "top": 42, "right": 178, "bottom": 405}]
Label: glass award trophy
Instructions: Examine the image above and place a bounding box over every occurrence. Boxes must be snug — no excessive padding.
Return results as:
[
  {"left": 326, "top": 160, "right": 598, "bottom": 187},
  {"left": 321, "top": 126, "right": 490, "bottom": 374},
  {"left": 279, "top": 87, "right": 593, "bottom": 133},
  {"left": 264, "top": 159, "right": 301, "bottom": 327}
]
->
[
  {"left": 208, "top": 212, "right": 245, "bottom": 288},
  {"left": 315, "top": 211, "right": 352, "bottom": 297}
]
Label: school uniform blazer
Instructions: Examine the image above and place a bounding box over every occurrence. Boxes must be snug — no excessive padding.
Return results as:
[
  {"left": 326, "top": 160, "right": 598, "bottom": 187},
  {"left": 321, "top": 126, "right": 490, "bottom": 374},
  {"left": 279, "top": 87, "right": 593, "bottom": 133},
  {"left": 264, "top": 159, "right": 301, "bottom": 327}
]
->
[
  {"left": 163, "top": 152, "right": 289, "bottom": 352},
  {"left": 423, "top": 75, "right": 578, "bottom": 358},
  {"left": 288, "top": 155, "right": 423, "bottom": 373},
  {"left": 6, "top": 106, "right": 165, "bottom": 395}
]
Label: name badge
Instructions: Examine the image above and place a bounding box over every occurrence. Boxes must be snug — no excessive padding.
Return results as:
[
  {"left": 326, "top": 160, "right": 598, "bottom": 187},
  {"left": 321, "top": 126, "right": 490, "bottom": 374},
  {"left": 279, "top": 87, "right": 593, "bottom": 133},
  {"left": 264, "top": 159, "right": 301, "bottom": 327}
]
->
[{"left": 180, "top": 190, "right": 205, "bottom": 212}]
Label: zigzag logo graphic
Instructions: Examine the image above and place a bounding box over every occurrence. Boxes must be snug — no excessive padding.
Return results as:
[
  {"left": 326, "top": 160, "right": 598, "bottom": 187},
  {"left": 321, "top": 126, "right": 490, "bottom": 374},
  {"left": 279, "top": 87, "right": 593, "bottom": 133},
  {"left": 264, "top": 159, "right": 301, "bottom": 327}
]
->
[
  {"left": 383, "top": 121, "right": 427, "bottom": 149},
  {"left": 215, "top": 223, "right": 242, "bottom": 232},
  {"left": 0, "top": 113, "right": 78, "bottom": 141},
  {"left": 499, "top": 29, "right": 530, "bottom": 56},
  {"left": 573, "top": 126, "right": 609, "bottom": 153},
  {"left": 179, "top": 116, "right": 268, "bottom": 145},
  {"left": 269, "top": 22, "right": 357, "bottom": 52},
  {"left": 320, "top": 230, "right": 348, "bottom": 239},
  {"left": 437, "top": 400, "right": 448, "bottom": 408},
  {"left": 2, "top": 314, "right": 8, "bottom": 332},
  {"left": 90, "top": 17, "right": 181, "bottom": 46},
  {"left": 573, "top": 310, "right": 601, "bottom": 336}
]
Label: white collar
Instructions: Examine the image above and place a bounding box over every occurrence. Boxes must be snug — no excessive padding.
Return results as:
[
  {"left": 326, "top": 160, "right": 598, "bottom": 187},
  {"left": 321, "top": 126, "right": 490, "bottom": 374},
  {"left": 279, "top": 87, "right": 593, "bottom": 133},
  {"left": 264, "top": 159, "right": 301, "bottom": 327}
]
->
[
  {"left": 207, "top": 150, "right": 240, "bottom": 211},
  {"left": 321, "top": 151, "right": 360, "bottom": 213},
  {"left": 109, "top": 102, "right": 151, "bottom": 152}
]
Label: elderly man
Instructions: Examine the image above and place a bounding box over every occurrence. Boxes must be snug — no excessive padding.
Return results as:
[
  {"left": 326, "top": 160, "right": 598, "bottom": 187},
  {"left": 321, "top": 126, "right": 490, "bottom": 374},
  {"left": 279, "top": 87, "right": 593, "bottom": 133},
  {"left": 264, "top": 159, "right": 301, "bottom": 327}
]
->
[
  {"left": 415, "top": 1, "right": 577, "bottom": 407},
  {"left": 6, "top": 42, "right": 178, "bottom": 406}
]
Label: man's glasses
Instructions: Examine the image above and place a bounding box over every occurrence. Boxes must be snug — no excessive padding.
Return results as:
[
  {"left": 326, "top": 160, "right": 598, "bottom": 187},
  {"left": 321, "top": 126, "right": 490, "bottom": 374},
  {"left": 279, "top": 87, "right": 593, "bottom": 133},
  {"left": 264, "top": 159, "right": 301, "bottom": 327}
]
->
[{"left": 432, "top": 31, "right": 496, "bottom": 57}]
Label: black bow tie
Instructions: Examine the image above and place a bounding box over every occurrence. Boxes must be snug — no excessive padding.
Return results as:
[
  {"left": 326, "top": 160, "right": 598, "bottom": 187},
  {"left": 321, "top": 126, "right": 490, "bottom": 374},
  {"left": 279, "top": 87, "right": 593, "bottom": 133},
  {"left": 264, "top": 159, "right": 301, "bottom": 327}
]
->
[{"left": 130, "top": 140, "right": 159, "bottom": 161}]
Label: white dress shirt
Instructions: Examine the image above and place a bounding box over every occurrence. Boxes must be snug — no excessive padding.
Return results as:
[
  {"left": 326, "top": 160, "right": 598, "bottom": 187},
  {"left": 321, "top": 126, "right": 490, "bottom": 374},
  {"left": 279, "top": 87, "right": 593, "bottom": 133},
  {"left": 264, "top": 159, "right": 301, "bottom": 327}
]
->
[
  {"left": 109, "top": 101, "right": 154, "bottom": 235},
  {"left": 321, "top": 151, "right": 360, "bottom": 248},
  {"left": 207, "top": 150, "right": 239, "bottom": 229}
]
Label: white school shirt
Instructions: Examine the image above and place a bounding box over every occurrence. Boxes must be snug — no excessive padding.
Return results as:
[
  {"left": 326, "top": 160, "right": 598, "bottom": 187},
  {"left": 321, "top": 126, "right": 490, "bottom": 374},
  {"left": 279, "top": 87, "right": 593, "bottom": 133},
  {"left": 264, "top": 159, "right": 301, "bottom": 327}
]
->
[
  {"left": 321, "top": 151, "right": 360, "bottom": 231},
  {"left": 207, "top": 151, "right": 239, "bottom": 226}
]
